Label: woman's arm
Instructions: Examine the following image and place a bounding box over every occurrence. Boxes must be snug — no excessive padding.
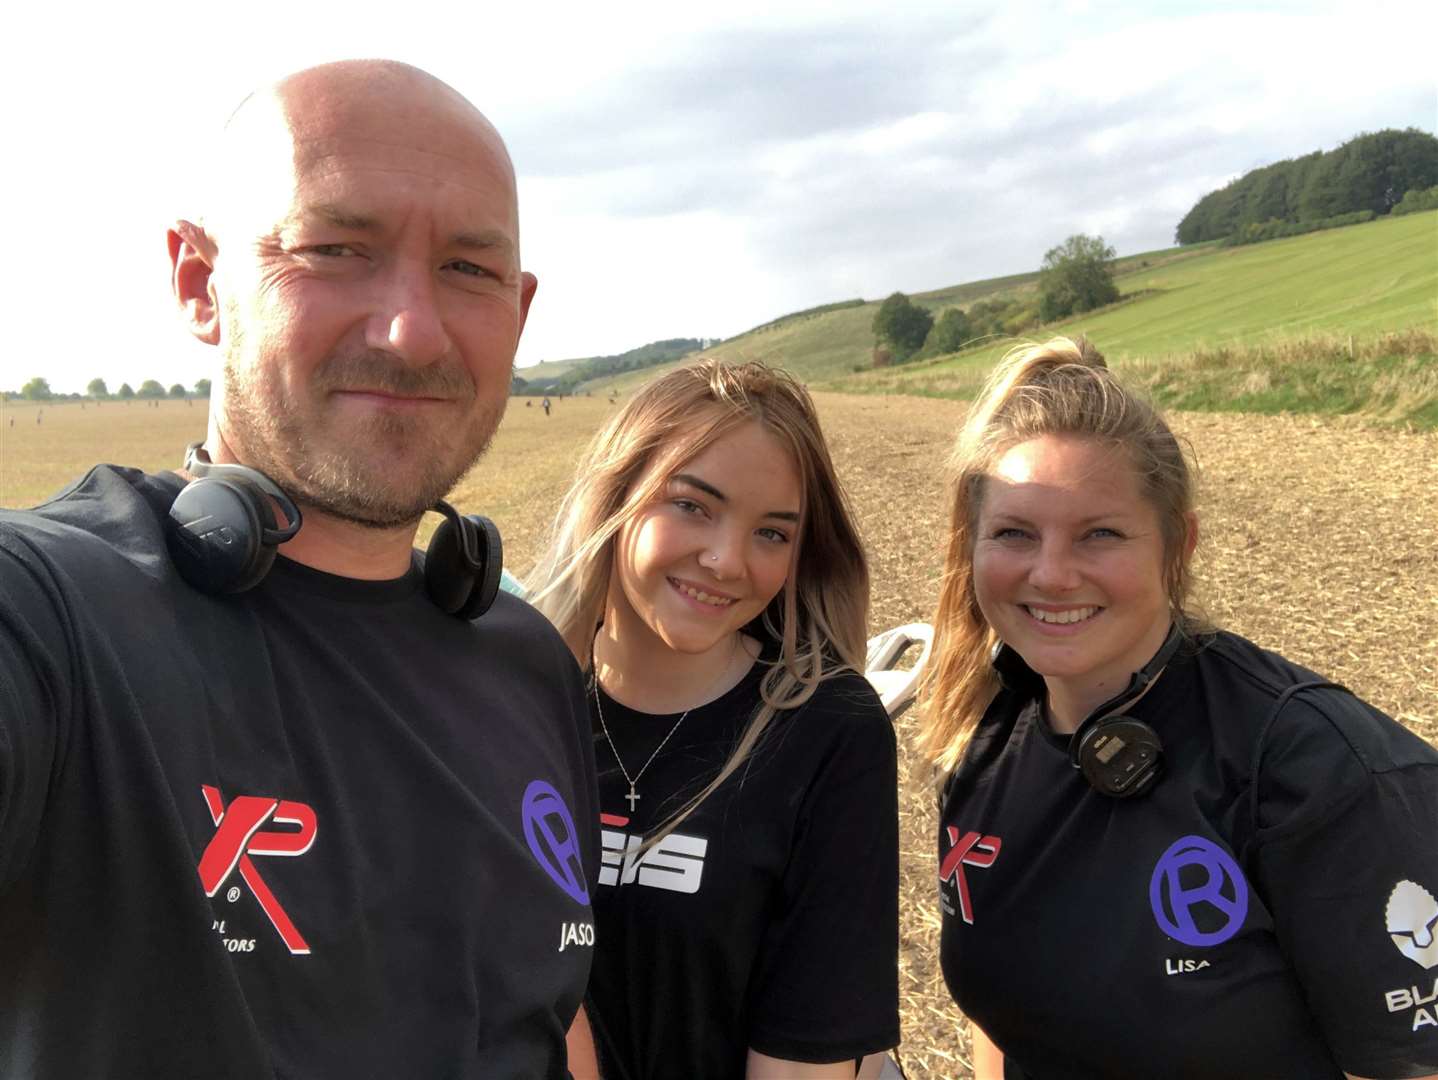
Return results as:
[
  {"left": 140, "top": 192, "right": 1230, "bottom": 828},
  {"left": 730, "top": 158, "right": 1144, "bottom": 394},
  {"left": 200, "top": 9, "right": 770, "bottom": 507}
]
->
[
  {"left": 970, "top": 1020, "right": 1004, "bottom": 1080},
  {"left": 566, "top": 1005, "right": 601, "bottom": 1080},
  {"left": 745, "top": 1049, "right": 855, "bottom": 1079}
]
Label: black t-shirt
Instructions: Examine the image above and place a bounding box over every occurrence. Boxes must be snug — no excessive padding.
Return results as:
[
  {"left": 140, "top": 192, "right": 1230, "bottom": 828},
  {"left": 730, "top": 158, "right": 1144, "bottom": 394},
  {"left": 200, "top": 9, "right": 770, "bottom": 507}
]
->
[
  {"left": 0, "top": 466, "right": 599, "bottom": 1078},
  {"left": 585, "top": 657, "right": 900, "bottom": 1079},
  {"left": 939, "top": 631, "right": 1438, "bottom": 1080}
]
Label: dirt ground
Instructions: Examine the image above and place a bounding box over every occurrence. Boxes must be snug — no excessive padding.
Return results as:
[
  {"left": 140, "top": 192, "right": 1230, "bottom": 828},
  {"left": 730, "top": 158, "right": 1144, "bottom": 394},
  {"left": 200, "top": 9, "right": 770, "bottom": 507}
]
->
[{"left": 806, "top": 393, "right": 1438, "bottom": 1080}]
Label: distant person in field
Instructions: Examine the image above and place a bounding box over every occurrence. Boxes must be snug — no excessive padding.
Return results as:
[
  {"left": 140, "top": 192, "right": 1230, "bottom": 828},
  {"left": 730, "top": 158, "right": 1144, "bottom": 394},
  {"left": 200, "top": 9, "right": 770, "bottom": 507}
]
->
[
  {"left": 528, "top": 360, "right": 901, "bottom": 1079},
  {"left": 0, "top": 60, "right": 599, "bottom": 1077},
  {"left": 922, "top": 337, "right": 1438, "bottom": 1079},
  {"left": 543, "top": 395, "right": 552, "bottom": 416}
]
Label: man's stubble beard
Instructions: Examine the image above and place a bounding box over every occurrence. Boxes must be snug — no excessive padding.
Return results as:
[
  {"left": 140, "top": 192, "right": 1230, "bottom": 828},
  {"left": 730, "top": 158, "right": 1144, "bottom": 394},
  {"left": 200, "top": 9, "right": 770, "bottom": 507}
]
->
[{"left": 220, "top": 337, "right": 506, "bottom": 529}]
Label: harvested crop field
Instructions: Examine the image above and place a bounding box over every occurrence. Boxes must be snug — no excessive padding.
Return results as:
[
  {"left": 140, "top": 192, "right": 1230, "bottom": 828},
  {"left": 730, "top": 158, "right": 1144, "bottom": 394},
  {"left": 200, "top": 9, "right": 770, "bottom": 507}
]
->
[{"left": 3, "top": 392, "right": 1434, "bottom": 1078}]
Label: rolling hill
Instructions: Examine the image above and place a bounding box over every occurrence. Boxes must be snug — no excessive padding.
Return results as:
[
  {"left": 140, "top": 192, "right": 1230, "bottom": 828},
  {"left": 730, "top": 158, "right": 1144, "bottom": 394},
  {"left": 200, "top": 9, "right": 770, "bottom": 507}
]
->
[{"left": 569, "top": 210, "right": 1436, "bottom": 402}]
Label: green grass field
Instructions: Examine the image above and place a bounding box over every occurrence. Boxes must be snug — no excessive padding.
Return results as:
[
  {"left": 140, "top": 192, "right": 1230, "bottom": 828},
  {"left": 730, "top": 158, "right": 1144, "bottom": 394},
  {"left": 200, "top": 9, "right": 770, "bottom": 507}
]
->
[
  {"left": 565, "top": 211, "right": 1437, "bottom": 416},
  {"left": 837, "top": 210, "right": 1437, "bottom": 385},
  {"left": 1048, "top": 210, "right": 1434, "bottom": 353}
]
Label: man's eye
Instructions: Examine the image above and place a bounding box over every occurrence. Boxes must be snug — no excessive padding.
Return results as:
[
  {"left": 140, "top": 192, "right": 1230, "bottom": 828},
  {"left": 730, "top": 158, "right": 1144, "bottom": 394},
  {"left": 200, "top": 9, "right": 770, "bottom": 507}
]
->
[
  {"left": 447, "top": 259, "right": 496, "bottom": 278},
  {"left": 993, "top": 527, "right": 1031, "bottom": 541},
  {"left": 307, "top": 244, "right": 357, "bottom": 257},
  {"left": 1086, "top": 527, "right": 1123, "bottom": 540}
]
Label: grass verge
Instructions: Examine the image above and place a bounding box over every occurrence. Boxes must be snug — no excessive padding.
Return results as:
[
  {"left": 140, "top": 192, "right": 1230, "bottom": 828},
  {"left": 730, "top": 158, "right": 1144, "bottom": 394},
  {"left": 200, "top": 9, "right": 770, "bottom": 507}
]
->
[{"left": 826, "top": 329, "right": 1438, "bottom": 430}]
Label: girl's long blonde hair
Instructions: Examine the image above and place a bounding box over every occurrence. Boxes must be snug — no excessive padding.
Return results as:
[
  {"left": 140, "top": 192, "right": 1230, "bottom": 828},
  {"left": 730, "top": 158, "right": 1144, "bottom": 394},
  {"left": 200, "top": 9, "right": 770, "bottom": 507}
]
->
[
  {"left": 528, "top": 359, "right": 870, "bottom": 836},
  {"left": 918, "top": 336, "right": 1201, "bottom": 773}
]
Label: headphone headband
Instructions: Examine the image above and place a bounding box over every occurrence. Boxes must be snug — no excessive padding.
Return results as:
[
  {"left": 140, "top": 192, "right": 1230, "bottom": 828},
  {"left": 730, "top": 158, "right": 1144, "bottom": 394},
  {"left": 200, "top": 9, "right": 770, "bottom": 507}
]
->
[
  {"left": 1078, "top": 622, "right": 1184, "bottom": 726},
  {"left": 169, "top": 443, "right": 502, "bottom": 617},
  {"left": 1065, "top": 623, "right": 1184, "bottom": 797},
  {"left": 989, "top": 623, "right": 1183, "bottom": 799},
  {"left": 183, "top": 442, "right": 302, "bottom": 544}
]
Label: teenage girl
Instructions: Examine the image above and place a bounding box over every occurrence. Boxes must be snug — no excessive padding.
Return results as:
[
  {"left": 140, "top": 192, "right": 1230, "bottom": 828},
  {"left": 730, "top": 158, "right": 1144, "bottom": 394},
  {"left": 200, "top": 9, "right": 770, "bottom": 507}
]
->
[{"left": 531, "top": 360, "right": 900, "bottom": 1079}]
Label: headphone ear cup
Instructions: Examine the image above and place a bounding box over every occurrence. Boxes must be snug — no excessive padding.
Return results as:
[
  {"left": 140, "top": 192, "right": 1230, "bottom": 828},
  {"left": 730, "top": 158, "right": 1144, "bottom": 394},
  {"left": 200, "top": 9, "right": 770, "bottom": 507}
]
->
[
  {"left": 424, "top": 514, "right": 503, "bottom": 619},
  {"left": 1073, "top": 716, "right": 1164, "bottom": 798},
  {"left": 166, "top": 477, "right": 278, "bottom": 595},
  {"left": 456, "top": 516, "right": 502, "bottom": 620},
  {"left": 228, "top": 486, "right": 279, "bottom": 594}
]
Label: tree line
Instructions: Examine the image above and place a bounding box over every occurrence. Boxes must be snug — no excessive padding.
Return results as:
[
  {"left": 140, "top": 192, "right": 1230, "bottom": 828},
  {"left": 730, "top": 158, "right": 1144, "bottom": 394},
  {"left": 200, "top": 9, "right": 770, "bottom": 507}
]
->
[
  {"left": 1175, "top": 128, "right": 1438, "bottom": 245},
  {"left": 514, "top": 338, "right": 704, "bottom": 395},
  {"left": 10, "top": 377, "right": 212, "bottom": 401},
  {"left": 871, "top": 234, "right": 1120, "bottom": 365}
]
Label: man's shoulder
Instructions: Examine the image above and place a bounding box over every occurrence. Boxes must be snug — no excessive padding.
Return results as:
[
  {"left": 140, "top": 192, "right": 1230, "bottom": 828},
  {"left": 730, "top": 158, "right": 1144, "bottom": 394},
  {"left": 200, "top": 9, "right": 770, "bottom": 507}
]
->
[
  {"left": 0, "top": 465, "right": 180, "bottom": 579},
  {"left": 472, "top": 587, "right": 562, "bottom": 636},
  {"left": 465, "top": 590, "right": 583, "bottom": 684}
]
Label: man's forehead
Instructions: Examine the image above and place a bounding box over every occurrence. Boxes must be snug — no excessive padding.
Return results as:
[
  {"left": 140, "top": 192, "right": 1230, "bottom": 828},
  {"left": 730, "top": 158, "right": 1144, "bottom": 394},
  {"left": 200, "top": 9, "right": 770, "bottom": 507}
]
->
[
  {"left": 283, "top": 198, "right": 517, "bottom": 254},
  {"left": 208, "top": 71, "right": 518, "bottom": 238},
  {"left": 233, "top": 60, "right": 501, "bottom": 147},
  {"left": 224, "top": 88, "right": 510, "bottom": 182}
]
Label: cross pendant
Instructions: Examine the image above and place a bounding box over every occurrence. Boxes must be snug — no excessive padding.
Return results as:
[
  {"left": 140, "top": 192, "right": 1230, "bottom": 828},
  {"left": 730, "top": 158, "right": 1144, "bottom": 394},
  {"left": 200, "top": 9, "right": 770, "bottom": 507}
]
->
[{"left": 625, "top": 785, "right": 640, "bottom": 812}]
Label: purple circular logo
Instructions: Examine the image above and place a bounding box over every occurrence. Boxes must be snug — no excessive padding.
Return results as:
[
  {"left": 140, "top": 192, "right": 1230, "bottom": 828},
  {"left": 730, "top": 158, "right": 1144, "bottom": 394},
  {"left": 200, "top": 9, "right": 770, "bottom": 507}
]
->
[
  {"left": 1149, "top": 835, "right": 1248, "bottom": 947},
  {"left": 521, "top": 780, "right": 589, "bottom": 905}
]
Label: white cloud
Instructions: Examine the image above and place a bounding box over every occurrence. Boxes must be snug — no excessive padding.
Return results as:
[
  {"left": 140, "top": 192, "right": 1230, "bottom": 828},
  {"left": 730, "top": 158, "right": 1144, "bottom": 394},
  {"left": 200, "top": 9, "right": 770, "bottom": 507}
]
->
[{"left": 4, "top": 0, "right": 1434, "bottom": 392}]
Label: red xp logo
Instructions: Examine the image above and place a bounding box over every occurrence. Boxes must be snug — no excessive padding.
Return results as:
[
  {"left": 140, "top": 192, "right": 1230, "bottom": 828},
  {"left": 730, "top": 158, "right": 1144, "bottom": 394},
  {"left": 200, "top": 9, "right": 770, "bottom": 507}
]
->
[
  {"left": 197, "top": 785, "right": 317, "bottom": 955},
  {"left": 940, "top": 826, "right": 1002, "bottom": 925}
]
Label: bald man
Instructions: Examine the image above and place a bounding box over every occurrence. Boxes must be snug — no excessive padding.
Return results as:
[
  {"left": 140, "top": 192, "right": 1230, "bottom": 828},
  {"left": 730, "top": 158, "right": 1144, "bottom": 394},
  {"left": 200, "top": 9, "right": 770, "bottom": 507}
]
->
[{"left": 0, "top": 61, "right": 597, "bottom": 1077}]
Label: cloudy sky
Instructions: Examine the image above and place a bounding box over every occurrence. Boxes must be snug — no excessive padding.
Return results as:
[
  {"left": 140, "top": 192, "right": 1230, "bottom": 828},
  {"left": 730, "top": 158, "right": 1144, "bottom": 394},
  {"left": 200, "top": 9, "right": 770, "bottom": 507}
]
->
[{"left": 4, "top": 0, "right": 1434, "bottom": 394}]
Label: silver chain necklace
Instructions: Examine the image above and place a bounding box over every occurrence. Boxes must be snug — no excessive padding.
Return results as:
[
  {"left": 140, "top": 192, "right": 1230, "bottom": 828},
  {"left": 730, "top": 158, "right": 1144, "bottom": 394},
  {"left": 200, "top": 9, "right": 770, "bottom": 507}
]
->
[{"left": 592, "top": 684, "right": 693, "bottom": 813}]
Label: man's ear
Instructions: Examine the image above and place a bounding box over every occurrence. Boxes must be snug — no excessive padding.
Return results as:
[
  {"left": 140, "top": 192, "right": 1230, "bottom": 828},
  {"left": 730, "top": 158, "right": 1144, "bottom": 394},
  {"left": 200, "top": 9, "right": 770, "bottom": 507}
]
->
[
  {"left": 516, "top": 271, "right": 538, "bottom": 340},
  {"left": 169, "top": 220, "right": 221, "bottom": 346}
]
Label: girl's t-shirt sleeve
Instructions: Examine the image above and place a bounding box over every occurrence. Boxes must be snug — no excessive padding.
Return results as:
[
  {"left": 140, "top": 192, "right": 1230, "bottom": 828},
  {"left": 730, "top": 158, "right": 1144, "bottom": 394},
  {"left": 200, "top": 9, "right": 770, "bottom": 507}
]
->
[
  {"left": 1249, "top": 687, "right": 1438, "bottom": 1079},
  {"left": 746, "top": 675, "right": 901, "bottom": 1063}
]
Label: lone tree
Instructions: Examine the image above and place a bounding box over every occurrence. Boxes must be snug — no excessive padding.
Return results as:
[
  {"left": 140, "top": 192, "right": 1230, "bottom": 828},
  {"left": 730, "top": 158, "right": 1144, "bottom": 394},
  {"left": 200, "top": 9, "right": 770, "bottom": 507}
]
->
[
  {"left": 1038, "top": 234, "right": 1120, "bottom": 322},
  {"left": 194, "top": 378, "right": 212, "bottom": 399},
  {"left": 137, "top": 379, "right": 166, "bottom": 399},
  {"left": 117, "top": 382, "right": 135, "bottom": 400},
  {"left": 169, "top": 383, "right": 188, "bottom": 399},
  {"left": 87, "top": 377, "right": 109, "bottom": 399},
  {"left": 871, "top": 292, "right": 934, "bottom": 363},
  {"left": 21, "top": 377, "right": 53, "bottom": 401},
  {"left": 924, "top": 307, "right": 974, "bottom": 356}
]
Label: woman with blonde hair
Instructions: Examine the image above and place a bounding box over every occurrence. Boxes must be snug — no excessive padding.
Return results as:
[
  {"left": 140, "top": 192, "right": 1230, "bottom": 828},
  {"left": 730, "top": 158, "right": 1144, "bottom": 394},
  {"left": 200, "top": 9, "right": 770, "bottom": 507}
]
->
[
  {"left": 923, "top": 337, "right": 1438, "bottom": 1079},
  {"left": 530, "top": 359, "right": 899, "bottom": 1079}
]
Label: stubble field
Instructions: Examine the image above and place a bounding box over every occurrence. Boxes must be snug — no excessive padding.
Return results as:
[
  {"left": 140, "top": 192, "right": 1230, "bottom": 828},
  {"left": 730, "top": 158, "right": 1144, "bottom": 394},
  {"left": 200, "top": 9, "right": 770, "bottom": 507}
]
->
[{"left": 3, "top": 392, "right": 1435, "bottom": 1078}]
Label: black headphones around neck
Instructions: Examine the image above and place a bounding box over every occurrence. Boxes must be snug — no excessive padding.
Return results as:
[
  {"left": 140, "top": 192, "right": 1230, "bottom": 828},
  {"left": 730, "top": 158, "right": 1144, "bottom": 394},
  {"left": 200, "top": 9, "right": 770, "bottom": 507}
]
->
[
  {"left": 992, "top": 623, "right": 1184, "bottom": 799},
  {"left": 165, "top": 442, "right": 503, "bottom": 618}
]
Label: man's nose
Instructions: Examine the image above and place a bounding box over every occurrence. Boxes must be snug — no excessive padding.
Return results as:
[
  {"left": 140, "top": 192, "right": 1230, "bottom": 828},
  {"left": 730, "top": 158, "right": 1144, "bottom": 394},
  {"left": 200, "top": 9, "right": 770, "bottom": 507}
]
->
[{"left": 367, "top": 264, "right": 450, "bottom": 365}]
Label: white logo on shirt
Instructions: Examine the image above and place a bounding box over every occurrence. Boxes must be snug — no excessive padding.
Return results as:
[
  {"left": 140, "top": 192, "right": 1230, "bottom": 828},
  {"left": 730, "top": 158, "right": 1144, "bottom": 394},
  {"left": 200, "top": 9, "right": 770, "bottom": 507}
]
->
[
  {"left": 1384, "top": 978, "right": 1438, "bottom": 1031},
  {"left": 599, "top": 814, "right": 708, "bottom": 894},
  {"left": 1387, "top": 880, "right": 1438, "bottom": 970},
  {"left": 1380, "top": 880, "right": 1438, "bottom": 1032},
  {"left": 1164, "top": 958, "right": 1212, "bottom": 975},
  {"left": 557, "top": 920, "right": 595, "bottom": 952}
]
